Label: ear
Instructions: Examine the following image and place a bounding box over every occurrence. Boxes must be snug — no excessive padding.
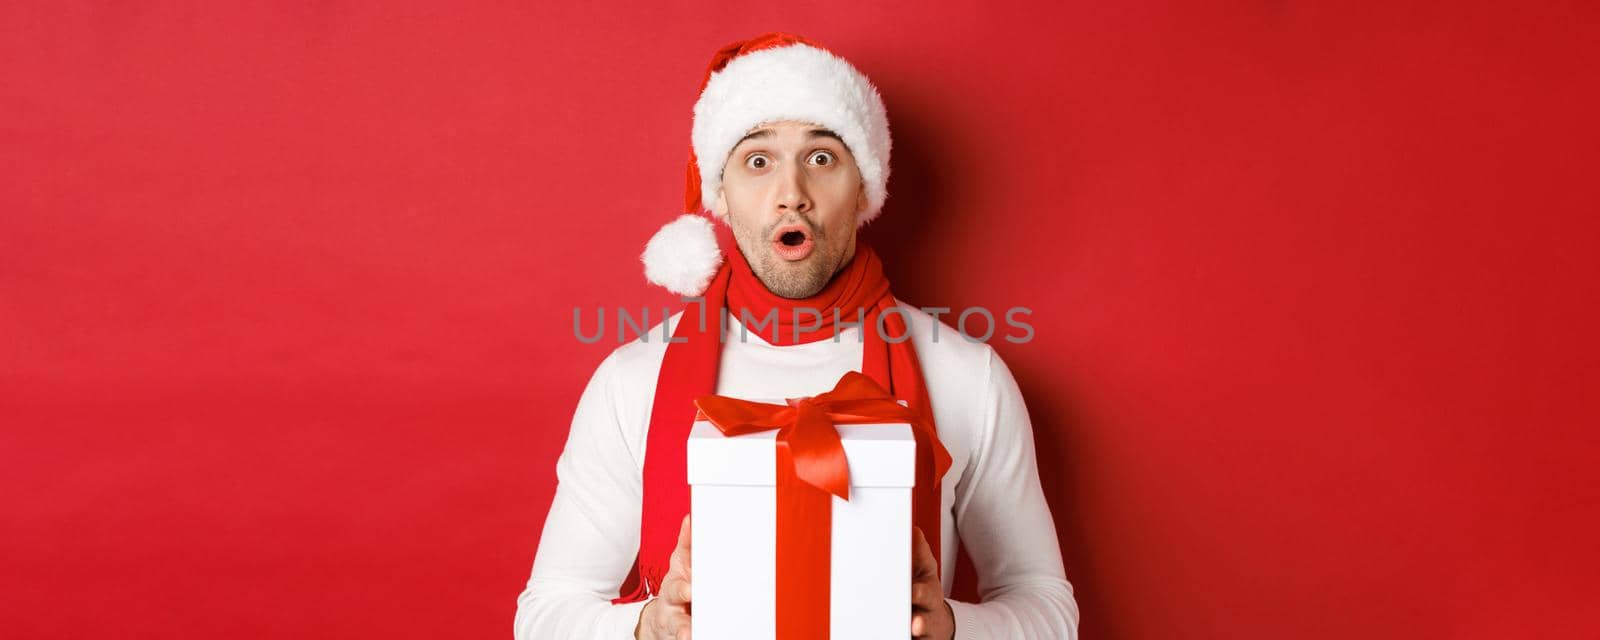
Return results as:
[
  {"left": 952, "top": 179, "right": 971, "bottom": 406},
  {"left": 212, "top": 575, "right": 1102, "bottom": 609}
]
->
[
  {"left": 856, "top": 182, "right": 868, "bottom": 218},
  {"left": 713, "top": 188, "right": 729, "bottom": 219}
]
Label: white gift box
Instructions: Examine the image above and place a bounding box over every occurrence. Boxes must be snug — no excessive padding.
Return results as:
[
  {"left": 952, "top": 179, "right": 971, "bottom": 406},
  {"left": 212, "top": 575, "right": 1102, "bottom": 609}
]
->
[{"left": 687, "top": 409, "right": 915, "bottom": 640}]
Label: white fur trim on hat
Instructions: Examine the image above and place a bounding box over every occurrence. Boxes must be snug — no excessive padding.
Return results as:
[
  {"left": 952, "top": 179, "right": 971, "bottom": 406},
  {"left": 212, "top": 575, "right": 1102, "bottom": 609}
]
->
[
  {"left": 692, "top": 43, "right": 892, "bottom": 226},
  {"left": 641, "top": 213, "right": 722, "bottom": 297}
]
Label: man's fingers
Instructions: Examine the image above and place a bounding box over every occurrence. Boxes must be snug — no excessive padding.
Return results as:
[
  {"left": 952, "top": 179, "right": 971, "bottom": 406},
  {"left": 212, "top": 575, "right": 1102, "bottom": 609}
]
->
[
  {"left": 910, "top": 528, "right": 942, "bottom": 638},
  {"left": 643, "top": 596, "right": 693, "bottom": 640},
  {"left": 670, "top": 547, "right": 692, "bottom": 583},
  {"left": 911, "top": 526, "right": 937, "bottom": 580},
  {"left": 670, "top": 514, "right": 693, "bottom": 583},
  {"left": 675, "top": 613, "right": 692, "bottom": 640},
  {"left": 653, "top": 607, "right": 690, "bottom": 640},
  {"left": 660, "top": 577, "right": 690, "bottom": 606},
  {"left": 653, "top": 515, "right": 694, "bottom": 639}
]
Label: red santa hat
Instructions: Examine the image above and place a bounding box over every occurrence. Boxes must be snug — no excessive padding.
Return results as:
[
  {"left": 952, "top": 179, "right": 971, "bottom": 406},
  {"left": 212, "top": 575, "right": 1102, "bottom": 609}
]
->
[{"left": 641, "top": 32, "right": 893, "bottom": 297}]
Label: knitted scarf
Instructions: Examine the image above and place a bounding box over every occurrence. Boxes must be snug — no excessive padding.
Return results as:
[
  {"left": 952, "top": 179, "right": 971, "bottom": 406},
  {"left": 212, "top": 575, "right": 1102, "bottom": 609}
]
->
[{"left": 613, "top": 224, "right": 947, "bottom": 603}]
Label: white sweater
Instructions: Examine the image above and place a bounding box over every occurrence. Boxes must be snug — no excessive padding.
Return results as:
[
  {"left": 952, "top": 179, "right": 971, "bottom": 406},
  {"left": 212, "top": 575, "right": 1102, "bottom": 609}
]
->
[{"left": 515, "top": 301, "right": 1079, "bottom": 639}]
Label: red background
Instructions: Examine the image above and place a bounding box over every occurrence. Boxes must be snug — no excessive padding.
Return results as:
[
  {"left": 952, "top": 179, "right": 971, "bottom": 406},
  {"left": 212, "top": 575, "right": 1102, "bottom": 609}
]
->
[{"left": 4, "top": 2, "right": 1597, "bottom": 638}]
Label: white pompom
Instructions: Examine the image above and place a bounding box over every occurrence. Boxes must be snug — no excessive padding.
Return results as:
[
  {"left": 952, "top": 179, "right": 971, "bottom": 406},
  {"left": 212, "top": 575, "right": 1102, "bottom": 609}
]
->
[{"left": 641, "top": 214, "right": 723, "bottom": 297}]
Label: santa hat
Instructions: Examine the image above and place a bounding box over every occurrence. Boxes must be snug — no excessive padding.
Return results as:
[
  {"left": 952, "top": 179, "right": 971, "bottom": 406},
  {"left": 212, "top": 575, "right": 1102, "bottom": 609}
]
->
[{"left": 640, "top": 32, "right": 893, "bottom": 297}]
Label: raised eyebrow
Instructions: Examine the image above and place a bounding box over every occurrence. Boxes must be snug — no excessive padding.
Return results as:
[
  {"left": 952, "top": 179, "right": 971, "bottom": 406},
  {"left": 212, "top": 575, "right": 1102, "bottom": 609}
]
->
[
  {"left": 733, "top": 129, "right": 774, "bottom": 150},
  {"left": 807, "top": 128, "right": 845, "bottom": 145},
  {"left": 731, "top": 127, "right": 846, "bottom": 154}
]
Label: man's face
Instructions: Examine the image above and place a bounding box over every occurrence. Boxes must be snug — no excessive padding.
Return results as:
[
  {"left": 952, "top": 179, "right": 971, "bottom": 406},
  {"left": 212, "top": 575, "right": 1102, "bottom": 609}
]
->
[{"left": 714, "top": 120, "right": 867, "bottom": 299}]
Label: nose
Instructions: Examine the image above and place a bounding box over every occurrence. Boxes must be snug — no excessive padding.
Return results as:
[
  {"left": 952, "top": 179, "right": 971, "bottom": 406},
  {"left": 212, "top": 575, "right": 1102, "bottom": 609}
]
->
[{"left": 774, "top": 162, "right": 812, "bottom": 215}]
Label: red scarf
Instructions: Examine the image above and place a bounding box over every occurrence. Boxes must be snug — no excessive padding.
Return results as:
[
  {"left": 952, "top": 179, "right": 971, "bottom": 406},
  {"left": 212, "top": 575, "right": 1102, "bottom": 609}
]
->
[{"left": 613, "top": 224, "right": 948, "bottom": 604}]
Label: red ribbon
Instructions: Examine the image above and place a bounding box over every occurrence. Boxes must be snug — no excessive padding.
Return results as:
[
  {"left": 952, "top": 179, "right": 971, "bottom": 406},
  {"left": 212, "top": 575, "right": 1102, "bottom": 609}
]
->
[{"left": 693, "top": 371, "right": 952, "bottom": 640}]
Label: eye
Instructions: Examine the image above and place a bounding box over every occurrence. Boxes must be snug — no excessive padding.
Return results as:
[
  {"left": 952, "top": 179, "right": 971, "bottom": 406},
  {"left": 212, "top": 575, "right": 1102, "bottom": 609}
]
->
[
  {"left": 745, "top": 154, "right": 770, "bottom": 170},
  {"left": 809, "top": 150, "right": 835, "bottom": 166}
]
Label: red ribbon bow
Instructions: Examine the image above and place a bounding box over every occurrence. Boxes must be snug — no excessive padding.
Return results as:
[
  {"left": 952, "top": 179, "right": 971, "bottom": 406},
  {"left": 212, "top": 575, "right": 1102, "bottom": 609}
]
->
[
  {"left": 693, "top": 370, "right": 952, "bottom": 500},
  {"left": 692, "top": 371, "right": 952, "bottom": 639}
]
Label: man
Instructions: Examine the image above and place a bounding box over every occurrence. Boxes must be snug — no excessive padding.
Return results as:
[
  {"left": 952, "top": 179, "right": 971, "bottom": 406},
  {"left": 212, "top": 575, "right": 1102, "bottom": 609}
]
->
[{"left": 515, "top": 33, "right": 1078, "bottom": 639}]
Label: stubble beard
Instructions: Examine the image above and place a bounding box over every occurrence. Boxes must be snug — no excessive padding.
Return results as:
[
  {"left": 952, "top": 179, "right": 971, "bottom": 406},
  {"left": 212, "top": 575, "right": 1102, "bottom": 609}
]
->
[{"left": 732, "top": 214, "right": 846, "bottom": 300}]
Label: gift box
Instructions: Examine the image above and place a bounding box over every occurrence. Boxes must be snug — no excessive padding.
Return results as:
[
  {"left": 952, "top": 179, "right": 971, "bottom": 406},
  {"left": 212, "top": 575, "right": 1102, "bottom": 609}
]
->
[{"left": 687, "top": 402, "right": 915, "bottom": 640}]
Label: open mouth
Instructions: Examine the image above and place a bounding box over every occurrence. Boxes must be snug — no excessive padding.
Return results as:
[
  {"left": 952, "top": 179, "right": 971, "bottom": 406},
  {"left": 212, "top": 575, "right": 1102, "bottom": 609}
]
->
[{"left": 770, "top": 224, "right": 815, "bottom": 261}]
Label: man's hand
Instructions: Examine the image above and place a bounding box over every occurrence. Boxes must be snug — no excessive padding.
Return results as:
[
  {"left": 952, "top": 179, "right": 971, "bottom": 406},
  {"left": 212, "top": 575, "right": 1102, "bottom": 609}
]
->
[
  {"left": 911, "top": 526, "right": 955, "bottom": 640},
  {"left": 635, "top": 514, "right": 693, "bottom": 640}
]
